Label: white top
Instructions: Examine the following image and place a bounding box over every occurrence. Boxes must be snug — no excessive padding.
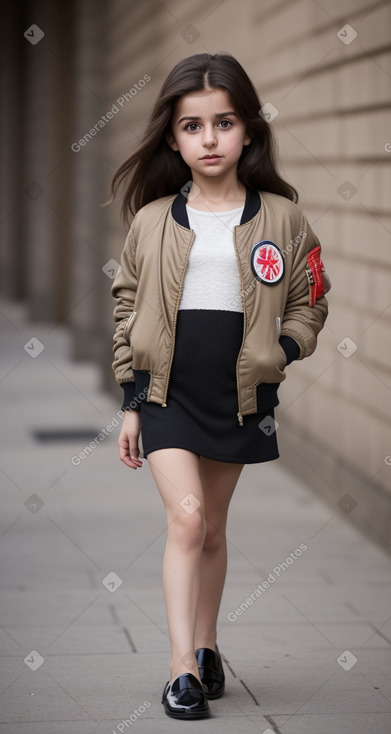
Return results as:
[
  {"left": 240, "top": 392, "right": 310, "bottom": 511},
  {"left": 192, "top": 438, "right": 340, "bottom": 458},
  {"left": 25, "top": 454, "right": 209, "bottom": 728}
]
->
[{"left": 178, "top": 204, "right": 244, "bottom": 312}]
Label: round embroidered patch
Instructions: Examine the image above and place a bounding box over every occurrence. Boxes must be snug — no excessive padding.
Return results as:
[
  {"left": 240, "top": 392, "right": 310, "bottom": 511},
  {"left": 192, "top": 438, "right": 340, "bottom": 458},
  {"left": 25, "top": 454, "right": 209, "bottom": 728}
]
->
[{"left": 250, "top": 241, "right": 285, "bottom": 285}]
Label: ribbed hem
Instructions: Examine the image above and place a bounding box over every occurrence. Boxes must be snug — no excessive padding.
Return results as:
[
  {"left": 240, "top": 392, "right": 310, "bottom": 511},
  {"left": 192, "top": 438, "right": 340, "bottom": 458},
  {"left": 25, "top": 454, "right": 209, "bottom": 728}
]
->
[{"left": 120, "top": 336, "right": 299, "bottom": 413}]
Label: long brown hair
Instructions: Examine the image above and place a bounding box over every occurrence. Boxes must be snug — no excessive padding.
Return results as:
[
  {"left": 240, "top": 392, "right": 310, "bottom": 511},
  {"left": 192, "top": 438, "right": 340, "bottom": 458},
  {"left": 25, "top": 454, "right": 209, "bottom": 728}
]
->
[{"left": 107, "top": 52, "right": 298, "bottom": 227}]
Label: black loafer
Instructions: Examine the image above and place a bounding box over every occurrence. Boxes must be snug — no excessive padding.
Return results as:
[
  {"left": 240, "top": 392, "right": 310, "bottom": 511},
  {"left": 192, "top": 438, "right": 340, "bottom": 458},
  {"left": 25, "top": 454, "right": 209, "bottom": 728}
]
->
[
  {"left": 161, "top": 672, "right": 210, "bottom": 719},
  {"left": 195, "top": 643, "right": 225, "bottom": 699}
]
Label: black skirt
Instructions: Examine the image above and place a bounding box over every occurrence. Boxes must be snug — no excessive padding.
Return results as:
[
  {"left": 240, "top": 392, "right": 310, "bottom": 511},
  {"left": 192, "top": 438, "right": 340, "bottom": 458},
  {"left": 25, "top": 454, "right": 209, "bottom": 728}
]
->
[{"left": 134, "top": 309, "right": 279, "bottom": 464}]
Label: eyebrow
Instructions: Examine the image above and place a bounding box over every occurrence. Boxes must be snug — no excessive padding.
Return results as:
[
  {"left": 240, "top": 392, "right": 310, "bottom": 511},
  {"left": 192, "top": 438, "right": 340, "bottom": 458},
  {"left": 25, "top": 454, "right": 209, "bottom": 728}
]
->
[{"left": 177, "top": 111, "right": 238, "bottom": 125}]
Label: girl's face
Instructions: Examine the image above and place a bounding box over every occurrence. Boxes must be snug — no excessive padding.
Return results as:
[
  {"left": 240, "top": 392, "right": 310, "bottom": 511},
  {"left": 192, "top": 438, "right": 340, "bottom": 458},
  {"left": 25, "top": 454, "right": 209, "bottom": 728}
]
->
[{"left": 167, "top": 87, "right": 251, "bottom": 180}]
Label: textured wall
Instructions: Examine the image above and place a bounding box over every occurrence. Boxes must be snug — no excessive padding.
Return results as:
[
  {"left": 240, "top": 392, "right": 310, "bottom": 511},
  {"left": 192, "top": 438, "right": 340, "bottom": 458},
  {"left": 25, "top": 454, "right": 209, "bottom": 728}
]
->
[
  {"left": 1, "top": 0, "right": 390, "bottom": 544},
  {"left": 255, "top": 0, "right": 391, "bottom": 547}
]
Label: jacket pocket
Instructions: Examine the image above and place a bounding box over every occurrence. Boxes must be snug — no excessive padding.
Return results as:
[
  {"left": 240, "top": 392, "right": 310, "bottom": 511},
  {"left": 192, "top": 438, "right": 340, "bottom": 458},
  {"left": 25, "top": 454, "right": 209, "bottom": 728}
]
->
[
  {"left": 123, "top": 311, "right": 137, "bottom": 344},
  {"left": 276, "top": 316, "right": 281, "bottom": 338},
  {"left": 275, "top": 317, "right": 286, "bottom": 370}
]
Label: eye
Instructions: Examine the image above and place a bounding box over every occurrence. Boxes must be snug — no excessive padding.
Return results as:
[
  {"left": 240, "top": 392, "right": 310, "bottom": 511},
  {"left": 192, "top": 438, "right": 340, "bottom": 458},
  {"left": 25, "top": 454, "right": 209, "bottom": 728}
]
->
[
  {"left": 184, "top": 122, "right": 200, "bottom": 131},
  {"left": 183, "top": 120, "right": 233, "bottom": 132}
]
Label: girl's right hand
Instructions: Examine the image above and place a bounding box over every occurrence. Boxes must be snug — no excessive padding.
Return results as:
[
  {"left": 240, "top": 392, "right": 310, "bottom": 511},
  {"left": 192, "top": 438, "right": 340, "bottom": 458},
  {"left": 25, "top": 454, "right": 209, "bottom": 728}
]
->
[{"left": 118, "top": 411, "right": 143, "bottom": 469}]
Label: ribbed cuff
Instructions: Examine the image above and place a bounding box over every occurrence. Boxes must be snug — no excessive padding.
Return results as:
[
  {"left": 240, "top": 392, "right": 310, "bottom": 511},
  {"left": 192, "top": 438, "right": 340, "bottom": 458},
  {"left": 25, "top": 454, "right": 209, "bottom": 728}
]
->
[
  {"left": 279, "top": 335, "right": 300, "bottom": 365},
  {"left": 120, "top": 381, "right": 141, "bottom": 412}
]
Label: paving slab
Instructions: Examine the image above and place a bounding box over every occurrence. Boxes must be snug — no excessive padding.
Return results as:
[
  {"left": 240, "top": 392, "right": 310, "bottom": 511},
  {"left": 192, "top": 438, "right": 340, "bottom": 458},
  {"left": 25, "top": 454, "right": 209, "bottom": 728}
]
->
[{"left": 1, "top": 295, "right": 391, "bottom": 733}]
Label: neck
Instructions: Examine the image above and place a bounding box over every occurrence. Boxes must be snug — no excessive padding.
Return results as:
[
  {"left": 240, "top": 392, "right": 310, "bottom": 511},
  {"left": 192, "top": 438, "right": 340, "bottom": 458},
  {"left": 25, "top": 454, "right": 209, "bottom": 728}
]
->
[{"left": 190, "top": 169, "right": 246, "bottom": 205}]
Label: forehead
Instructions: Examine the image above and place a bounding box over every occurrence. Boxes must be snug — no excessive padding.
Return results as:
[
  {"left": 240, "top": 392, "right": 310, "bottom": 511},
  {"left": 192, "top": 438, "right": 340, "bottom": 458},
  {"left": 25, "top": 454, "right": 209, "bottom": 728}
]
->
[{"left": 172, "top": 88, "right": 235, "bottom": 119}]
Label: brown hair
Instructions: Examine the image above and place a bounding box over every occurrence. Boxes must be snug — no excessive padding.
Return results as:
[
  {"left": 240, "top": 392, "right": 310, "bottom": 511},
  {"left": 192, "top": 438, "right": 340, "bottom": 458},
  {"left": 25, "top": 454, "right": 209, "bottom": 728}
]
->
[{"left": 107, "top": 52, "right": 298, "bottom": 226}]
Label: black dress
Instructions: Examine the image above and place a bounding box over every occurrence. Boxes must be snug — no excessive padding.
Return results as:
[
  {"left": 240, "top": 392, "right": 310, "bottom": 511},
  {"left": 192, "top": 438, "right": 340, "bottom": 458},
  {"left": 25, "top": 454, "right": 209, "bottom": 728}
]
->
[{"left": 132, "top": 308, "right": 280, "bottom": 464}]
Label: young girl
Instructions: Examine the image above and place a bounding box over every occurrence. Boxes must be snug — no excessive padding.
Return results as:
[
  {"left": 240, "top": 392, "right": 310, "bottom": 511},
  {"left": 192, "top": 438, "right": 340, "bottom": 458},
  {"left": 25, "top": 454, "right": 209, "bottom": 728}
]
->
[{"left": 109, "top": 52, "right": 330, "bottom": 720}]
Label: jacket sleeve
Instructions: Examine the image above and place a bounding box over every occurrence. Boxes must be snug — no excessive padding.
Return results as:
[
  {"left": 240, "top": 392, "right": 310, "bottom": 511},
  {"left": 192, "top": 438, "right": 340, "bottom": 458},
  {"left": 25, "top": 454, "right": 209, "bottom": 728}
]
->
[
  {"left": 280, "top": 209, "right": 330, "bottom": 359},
  {"left": 110, "top": 223, "right": 138, "bottom": 404}
]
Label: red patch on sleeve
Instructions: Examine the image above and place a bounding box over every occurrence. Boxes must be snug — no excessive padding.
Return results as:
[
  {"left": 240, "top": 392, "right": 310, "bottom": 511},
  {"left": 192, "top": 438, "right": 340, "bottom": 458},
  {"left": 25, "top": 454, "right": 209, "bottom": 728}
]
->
[{"left": 306, "top": 246, "right": 330, "bottom": 306}]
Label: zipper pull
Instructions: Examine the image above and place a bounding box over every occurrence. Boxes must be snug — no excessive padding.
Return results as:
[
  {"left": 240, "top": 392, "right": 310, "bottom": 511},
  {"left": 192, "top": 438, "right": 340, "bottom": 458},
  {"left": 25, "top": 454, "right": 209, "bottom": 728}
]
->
[
  {"left": 305, "top": 265, "right": 315, "bottom": 286},
  {"left": 237, "top": 412, "right": 243, "bottom": 426}
]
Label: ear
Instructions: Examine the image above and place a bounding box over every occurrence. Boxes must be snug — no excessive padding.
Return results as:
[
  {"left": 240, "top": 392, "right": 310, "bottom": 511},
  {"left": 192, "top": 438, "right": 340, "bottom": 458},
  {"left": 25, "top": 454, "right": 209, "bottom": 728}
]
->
[
  {"left": 243, "top": 132, "right": 251, "bottom": 146},
  {"left": 166, "top": 131, "right": 179, "bottom": 152}
]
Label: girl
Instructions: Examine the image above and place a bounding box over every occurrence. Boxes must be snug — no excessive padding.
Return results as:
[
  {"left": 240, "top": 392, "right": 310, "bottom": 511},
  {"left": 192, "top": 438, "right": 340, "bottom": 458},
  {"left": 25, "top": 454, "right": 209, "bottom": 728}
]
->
[{"left": 108, "top": 52, "right": 330, "bottom": 720}]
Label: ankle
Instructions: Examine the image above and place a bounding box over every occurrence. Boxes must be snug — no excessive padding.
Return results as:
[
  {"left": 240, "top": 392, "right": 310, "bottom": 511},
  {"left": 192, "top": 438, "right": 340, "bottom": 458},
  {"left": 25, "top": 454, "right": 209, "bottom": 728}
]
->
[
  {"left": 194, "top": 636, "right": 216, "bottom": 652},
  {"left": 170, "top": 651, "right": 200, "bottom": 683}
]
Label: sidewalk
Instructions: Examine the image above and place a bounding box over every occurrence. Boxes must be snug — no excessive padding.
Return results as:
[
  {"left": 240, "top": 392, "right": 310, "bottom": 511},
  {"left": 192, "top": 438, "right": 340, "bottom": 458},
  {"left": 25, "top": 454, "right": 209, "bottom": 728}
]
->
[{"left": 1, "top": 294, "right": 391, "bottom": 734}]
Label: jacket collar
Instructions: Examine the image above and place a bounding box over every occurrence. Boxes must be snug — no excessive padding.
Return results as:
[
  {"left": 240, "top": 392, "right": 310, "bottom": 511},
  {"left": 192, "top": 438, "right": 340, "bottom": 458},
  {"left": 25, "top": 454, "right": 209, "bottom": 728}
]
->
[{"left": 171, "top": 185, "right": 261, "bottom": 228}]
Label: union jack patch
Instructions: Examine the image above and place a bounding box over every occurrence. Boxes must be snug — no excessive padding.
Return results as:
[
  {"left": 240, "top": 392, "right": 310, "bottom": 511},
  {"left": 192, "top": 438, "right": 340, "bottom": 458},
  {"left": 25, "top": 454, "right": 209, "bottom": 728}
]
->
[{"left": 250, "top": 241, "right": 285, "bottom": 286}]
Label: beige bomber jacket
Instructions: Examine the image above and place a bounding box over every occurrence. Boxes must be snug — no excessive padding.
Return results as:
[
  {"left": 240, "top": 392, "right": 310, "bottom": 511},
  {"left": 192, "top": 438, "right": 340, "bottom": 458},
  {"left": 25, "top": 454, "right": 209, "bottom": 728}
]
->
[{"left": 111, "top": 187, "right": 330, "bottom": 426}]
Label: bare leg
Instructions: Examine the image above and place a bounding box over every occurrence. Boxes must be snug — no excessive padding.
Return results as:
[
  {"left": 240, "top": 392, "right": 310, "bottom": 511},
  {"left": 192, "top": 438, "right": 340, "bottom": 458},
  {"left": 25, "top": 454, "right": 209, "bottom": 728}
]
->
[
  {"left": 146, "top": 448, "right": 206, "bottom": 685},
  {"left": 194, "top": 457, "right": 244, "bottom": 651}
]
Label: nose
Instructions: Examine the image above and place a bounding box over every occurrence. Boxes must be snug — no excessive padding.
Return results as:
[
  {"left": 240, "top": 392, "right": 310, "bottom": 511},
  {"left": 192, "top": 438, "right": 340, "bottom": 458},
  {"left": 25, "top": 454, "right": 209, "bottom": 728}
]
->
[{"left": 201, "top": 123, "right": 217, "bottom": 148}]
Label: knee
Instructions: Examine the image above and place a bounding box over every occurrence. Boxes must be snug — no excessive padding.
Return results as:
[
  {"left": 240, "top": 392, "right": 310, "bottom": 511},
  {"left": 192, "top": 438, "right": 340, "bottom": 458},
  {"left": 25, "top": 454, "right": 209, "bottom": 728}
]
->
[
  {"left": 169, "top": 511, "right": 206, "bottom": 550},
  {"left": 203, "top": 524, "right": 225, "bottom": 553}
]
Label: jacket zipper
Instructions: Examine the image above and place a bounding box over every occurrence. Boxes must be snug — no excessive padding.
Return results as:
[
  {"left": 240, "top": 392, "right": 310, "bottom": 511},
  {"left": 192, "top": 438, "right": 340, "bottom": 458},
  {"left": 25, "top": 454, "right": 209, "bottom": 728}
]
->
[
  {"left": 233, "top": 226, "right": 246, "bottom": 427},
  {"left": 161, "top": 232, "right": 195, "bottom": 407}
]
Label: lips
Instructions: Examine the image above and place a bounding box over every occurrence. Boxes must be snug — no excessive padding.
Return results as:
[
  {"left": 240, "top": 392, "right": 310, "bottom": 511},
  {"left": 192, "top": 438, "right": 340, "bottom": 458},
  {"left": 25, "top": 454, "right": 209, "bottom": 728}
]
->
[{"left": 201, "top": 155, "right": 221, "bottom": 159}]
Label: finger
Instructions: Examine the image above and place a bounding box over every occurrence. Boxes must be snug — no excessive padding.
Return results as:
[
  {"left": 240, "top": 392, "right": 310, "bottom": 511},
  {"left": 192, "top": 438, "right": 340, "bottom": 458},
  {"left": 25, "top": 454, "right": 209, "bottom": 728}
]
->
[
  {"left": 129, "top": 444, "right": 142, "bottom": 462},
  {"left": 119, "top": 440, "right": 143, "bottom": 468}
]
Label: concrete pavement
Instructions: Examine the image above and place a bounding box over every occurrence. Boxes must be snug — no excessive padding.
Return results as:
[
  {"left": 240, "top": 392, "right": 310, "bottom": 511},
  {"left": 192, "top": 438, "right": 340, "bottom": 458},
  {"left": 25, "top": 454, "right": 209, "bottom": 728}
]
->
[{"left": 1, "top": 295, "right": 391, "bottom": 734}]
